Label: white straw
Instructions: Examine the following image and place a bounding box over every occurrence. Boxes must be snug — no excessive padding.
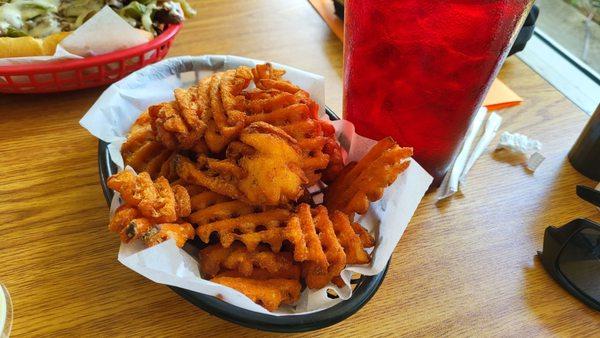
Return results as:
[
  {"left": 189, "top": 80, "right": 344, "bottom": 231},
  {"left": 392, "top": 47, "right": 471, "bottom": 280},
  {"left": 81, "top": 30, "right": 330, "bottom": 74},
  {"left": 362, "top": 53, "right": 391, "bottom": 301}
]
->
[
  {"left": 438, "top": 107, "right": 488, "bottom": 200},
  {"left": 459, "top": 112, "right": 503, "bottom": 186}
]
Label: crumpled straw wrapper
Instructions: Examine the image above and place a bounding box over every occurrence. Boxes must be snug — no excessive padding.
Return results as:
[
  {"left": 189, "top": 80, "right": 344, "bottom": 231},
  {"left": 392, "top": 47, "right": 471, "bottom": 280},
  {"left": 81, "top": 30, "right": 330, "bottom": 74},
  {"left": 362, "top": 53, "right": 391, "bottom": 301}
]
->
[
  {"left": 0, "top": 6, "right": 151, "bottom": 66},
  {"left": 80, "top": 55, "right": 433, "bottom": 315},
  {"left": 496, "top": 131, "right": 544, "bottom": 171},
  {"left": 496, "top": 131, "right": 542, "bottom": 154}
]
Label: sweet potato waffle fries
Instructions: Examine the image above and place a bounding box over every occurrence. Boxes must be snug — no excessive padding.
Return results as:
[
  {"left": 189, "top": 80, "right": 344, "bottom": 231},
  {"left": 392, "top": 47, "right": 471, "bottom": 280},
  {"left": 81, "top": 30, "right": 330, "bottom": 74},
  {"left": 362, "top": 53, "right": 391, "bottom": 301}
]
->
[{"left": 106, "top": 63, "right": 412, "bottom": 311}]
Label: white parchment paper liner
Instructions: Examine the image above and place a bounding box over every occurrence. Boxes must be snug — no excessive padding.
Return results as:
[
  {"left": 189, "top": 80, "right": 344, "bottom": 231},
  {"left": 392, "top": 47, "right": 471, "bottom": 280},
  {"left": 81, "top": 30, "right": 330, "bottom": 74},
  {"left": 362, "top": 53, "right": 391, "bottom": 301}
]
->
[{"left": 80, "top": 55, "right": 433, "bottom": 315}]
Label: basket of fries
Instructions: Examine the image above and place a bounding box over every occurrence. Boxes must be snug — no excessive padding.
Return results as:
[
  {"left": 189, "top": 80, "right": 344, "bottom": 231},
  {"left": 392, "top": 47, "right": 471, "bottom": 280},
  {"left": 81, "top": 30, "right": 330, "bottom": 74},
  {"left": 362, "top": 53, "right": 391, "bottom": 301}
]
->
[{"left": 84, "top": 55, "right": 432, "bottom": 332}]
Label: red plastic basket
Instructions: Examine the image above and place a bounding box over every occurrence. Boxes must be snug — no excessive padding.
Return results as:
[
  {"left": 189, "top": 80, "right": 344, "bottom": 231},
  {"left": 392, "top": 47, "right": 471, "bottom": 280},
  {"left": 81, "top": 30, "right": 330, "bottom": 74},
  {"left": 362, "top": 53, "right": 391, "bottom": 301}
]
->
[{"left": 0, "top": 24, "right": 181, "bottom": 94}]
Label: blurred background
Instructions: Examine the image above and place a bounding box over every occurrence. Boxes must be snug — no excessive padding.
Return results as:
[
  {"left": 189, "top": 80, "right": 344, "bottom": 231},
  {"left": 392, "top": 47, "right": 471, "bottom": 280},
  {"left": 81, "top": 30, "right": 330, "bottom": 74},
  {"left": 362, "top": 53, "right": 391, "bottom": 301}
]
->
[{"left": 522, "top": 0, "right": 600, "bottom": 114}]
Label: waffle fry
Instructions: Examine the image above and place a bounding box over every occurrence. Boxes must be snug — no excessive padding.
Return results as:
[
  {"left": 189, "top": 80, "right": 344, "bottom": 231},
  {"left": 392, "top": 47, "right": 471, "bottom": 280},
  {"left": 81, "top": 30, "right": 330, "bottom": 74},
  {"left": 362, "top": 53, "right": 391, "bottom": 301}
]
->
[
  {"left": 108, "top": 205, "right": 154, "bottom": 243},
  {"left": 120, "top": 217, "right": 153, "bottom": 243},
  {"left": 225, "top": 141, "right": 255, "bottom": 162},
  {"left": 321, "top": 134, "right": 344, "bottom": 184},
  {"left": 124, "top": 141, "right": 177, "bottom": 180},
  {"left": 190, "top": 190, "right": 232, "bottom": 210},
  {"left": 197, "top": 209, "right": 292, "bottom": 251},
  {"left": 115, "top": 216, "right": 194, "bottom": 248},
  {"left": 205, "top": 68, "right": 253, "bottom": 152},
  {"left": 252, "top": 63, "right": 308, "bottom": 98},
  {"left": 220, "top": 67, "right": 253, "bottom": 118},
  {"left": 251, "top": 63, "right": 286, "bottom": 84},
  {"left": 142, "top": 222, "right": 195, "bottom": 247},
  {"left": 149, "top": 99, "right": 206, "bottom": 151},
  {"left": 286, "top": 203, "right": 327, "bottom": 267},
  {"left": 121, "top": 110, "right": 154, "bottom": 154},
  {"left": 210, "top": 276, "right": 301, "bottom": 312},
  {"left": 330, "top": 211, "right": 370, "bottom": 265},
  {"left": 195, "top": 76, "right": 212, "bottom": 125},
  {"left": 189, "top": 200, "right": 256, "bottom": 225},
  {"left": 325, "top": 137, "right": 412, "bottom": 216},
  {"left": 109, "top": 206, "right": 194, "bottom": 248},
  {"left": 173, "top": 185, "right": 191, "bottom": 218},
  {"left": 108, "top": 205, "right": 140, "bottom": 233},
  {"left": 303, "top": 206, "right": 347, "bottom": 289},
  {"left": 108, "top": 171, "right": 192, "bottom": 222},
  {"left": 245, "top": 103, "right": 310, "bottom": 125},
  {"left": 174, "top": 155, "right": 243, "bottom": 200},
  {"left": 197, "top": 155, "right": 245, "bottom": 180},
  {"left": 120, "top": 111, "right": 178, "bottom": 180},
  {"left": 215, "top": 268, "right": 299, "bottom": 280},
  {"left": 237, "top": 122, "right": 307, "bottom": 205},
  {"left": 199, "top": 243, "right": 300, "bottom": 280},
  {"left": 174, "top": 86, "right": 207, "bottom": 138},
  {"left": 107, "top": 171, "right": 171, "bottom": 222},
  {"left": 107, "top": 172, "right": 195, "bottom": 247},
  {"left": 279, "top": 119, "right": 340, "bottom": 185},
  {"left": 352, "top": 222, "right": 376, "bottom": 248},
  {"left": 297, "top": 137, "right": 331, "bottom": 185},
  {"left": 245, "top": 90, "right": 299, "bottom": 114},
  {"left": 199, "top": 244, "right": 231, "bottom": 278},
  {"left": 177, "top": 122, "right": 307, "bottom": 206}
]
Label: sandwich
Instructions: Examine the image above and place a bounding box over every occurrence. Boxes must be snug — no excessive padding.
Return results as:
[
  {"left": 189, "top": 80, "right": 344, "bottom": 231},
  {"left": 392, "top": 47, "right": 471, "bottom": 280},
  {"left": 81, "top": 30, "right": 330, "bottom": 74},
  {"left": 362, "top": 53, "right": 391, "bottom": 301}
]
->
[{"left": 0, "top": 0, "right": 195, "bottom": 58}]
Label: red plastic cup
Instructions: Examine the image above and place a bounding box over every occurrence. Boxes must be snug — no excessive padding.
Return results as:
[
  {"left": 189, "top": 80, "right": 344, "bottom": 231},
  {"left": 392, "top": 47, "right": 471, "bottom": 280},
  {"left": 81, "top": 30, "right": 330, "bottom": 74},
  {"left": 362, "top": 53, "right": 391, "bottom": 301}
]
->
[{"left": 343, "top": 0, "right": 534, "bottom": 186}]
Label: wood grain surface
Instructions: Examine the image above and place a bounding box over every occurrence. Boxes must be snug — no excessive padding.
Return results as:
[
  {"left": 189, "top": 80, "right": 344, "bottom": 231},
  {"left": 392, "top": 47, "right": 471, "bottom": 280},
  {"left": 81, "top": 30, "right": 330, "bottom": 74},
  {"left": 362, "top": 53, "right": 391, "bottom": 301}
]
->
[{"left": 1, "top": 0, "right": 599, "bottom": 336}]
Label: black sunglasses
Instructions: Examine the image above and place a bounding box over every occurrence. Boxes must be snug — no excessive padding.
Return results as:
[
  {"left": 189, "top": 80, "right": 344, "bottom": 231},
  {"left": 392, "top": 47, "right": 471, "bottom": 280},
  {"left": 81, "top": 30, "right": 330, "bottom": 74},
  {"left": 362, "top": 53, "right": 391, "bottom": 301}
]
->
[{"left": 538, "top": 185, "right": 600, "bottom": 311}]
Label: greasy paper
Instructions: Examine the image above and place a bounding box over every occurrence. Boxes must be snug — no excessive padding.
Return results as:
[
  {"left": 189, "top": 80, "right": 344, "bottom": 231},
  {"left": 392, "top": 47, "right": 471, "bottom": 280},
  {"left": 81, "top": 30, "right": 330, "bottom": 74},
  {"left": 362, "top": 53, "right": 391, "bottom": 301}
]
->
[
  {"left": 80, "top": 55, "right": 432, "bottom": 315},
  {"left": 60, "top": 6, "right": 151, "bottom": 56}
]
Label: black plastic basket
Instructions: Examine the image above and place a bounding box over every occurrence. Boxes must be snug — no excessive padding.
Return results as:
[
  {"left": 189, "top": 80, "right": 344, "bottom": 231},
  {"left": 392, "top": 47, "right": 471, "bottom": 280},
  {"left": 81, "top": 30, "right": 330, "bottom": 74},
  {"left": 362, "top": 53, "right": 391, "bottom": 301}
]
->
[{"left": 97, "top": 107, "right": 389, "bottom": 332}]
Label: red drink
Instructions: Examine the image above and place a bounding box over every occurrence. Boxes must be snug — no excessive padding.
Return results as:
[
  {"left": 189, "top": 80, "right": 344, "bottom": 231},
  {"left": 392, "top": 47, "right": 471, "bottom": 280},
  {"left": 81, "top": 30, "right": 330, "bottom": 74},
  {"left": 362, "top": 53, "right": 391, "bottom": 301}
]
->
[{"left": 343, "top": 0, "right": 533, "bottom": 186}]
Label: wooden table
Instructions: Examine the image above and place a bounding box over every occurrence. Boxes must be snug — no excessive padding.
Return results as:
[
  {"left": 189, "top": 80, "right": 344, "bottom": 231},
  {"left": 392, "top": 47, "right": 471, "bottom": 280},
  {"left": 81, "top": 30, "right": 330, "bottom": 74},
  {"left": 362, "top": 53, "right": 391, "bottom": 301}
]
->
[{"left": 1, "top": 0, "right": 598, "bottom": 336}]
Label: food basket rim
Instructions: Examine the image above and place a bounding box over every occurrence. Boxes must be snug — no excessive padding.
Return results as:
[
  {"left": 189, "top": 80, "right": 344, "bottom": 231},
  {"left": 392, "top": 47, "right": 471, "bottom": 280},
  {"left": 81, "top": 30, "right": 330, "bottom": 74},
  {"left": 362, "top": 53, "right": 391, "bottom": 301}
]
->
[
  {"left": 0, "top": 24, "right": 182, "bottom": 74},
  {"left": 96, "top": 107, "right": 390, "bottom": 332}
]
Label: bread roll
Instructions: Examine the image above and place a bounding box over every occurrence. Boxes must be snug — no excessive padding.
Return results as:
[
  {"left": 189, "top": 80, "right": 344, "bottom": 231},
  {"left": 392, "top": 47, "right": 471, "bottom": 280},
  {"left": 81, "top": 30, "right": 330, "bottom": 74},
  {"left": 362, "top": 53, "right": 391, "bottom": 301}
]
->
[{"left": 0, "top": 31, "right": 70, "bottom": 58}]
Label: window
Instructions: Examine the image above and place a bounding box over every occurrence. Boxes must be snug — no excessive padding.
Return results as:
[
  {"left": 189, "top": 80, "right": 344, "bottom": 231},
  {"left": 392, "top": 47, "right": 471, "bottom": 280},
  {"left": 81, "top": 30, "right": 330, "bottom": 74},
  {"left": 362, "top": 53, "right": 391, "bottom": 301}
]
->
[{"left": 519, "top": 0, "right": 600, "bottom": 114}]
